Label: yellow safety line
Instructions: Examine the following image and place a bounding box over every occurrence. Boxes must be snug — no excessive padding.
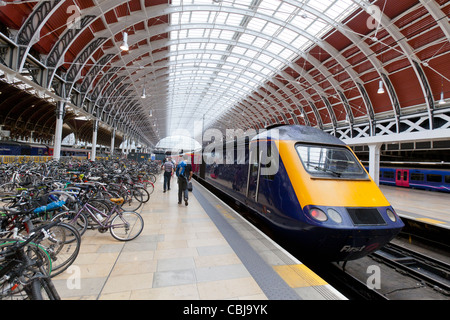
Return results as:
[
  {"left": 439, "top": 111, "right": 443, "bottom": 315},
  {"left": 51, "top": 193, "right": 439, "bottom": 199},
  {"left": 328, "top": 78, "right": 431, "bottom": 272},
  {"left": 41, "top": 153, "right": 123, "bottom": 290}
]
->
[
  {"left": 274, "top": 264, "right": 328, "bottom": 288},
  {"left": 417, "top": 217, "right": 445, "bottom": 225}
]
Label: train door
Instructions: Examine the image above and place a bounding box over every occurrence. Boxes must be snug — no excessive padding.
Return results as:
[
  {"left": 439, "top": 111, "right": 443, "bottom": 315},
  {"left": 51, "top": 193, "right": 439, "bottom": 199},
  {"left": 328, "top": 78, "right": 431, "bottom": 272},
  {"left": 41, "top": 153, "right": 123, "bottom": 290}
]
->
[
  {"left": 246, "top": 144, "right": 261, "bottom": 204},
  {"left": 395, "top": 169, "right": 410, "bottom": 187}
]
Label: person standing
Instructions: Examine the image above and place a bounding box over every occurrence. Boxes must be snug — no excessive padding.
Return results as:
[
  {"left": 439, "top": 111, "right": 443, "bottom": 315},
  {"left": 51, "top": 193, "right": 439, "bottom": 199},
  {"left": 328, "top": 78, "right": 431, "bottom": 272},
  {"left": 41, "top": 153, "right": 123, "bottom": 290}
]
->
[
  {"left": 162, "top": 157, "right": 174, "bottom": 192},
  {"left": 175, "top": 155, "right": 192, "bottom": 205}
]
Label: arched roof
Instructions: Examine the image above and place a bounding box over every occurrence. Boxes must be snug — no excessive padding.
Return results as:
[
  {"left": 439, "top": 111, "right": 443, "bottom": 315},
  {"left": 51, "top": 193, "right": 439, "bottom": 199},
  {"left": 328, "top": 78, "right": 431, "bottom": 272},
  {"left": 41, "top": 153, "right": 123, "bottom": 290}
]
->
[{"left": 0, "top": 0, "right": 448, "bottom": 148}]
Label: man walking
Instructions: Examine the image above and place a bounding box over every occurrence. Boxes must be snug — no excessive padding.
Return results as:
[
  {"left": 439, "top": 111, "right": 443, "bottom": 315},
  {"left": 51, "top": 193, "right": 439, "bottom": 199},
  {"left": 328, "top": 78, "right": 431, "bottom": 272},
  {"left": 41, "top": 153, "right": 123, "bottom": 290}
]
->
[
  {"left": 175, "top": 155, "right": 192, "bottom": 205},
  {"left": 162, "top": 157, "right": 174, "bottom": 192}
]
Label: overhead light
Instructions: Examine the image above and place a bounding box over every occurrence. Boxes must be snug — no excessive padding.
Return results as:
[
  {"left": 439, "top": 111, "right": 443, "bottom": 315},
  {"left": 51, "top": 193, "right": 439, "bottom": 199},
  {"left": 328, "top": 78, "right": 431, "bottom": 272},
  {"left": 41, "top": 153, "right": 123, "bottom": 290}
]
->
[
  {"left": 120, "top": 32, "right": 129, "bottom": 51},
  {"left": 141, "top": 87, "right": 146, "bottom": 99},
  {"left": 439, "top": 79, "right": 445, "bottom": 105},
  {"left": 149, "top": 110, "right": 153, "bottom": 117},
  {"left": 377, "top": 80, "right": 385, "bottom": 94},
  {"left": 439, "top": 91, "right": 445, "bottom": 105}
]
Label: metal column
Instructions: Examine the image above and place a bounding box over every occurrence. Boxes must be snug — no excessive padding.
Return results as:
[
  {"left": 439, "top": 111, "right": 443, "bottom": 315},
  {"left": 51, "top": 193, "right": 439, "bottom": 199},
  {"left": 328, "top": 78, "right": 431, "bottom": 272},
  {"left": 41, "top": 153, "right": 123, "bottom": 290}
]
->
[
  {"left": 53, "top": 101, "right": 65, "bottom": 161},
  {"left": 368, "top": 143, "right": 382, "bottom": 186},
  {"left": 91, "top": 119, "right": 98, "bottom": 161},
  {"left": 110, "top": 127, "right": 116, "bottom": 158}
]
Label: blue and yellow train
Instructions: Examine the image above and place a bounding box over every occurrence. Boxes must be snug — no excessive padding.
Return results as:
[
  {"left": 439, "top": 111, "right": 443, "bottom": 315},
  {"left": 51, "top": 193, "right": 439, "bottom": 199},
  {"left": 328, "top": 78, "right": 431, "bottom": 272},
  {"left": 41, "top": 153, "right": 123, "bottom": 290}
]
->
[{"left": 194, "top": 125, "right": 404, "bottom": 261}]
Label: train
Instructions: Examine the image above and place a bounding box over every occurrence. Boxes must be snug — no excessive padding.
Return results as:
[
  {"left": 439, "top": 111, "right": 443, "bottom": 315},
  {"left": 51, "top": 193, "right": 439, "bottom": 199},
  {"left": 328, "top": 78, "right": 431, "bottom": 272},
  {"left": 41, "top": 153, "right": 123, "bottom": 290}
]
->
[
  {"left": 191, "top": 125, "right": 404, "bottom": 261},
  {"left": 0, "top": 141, "right": 92, "bottom": 158},
  {"left": 379, "top": 167, "right": 450, "bottom": 192}
]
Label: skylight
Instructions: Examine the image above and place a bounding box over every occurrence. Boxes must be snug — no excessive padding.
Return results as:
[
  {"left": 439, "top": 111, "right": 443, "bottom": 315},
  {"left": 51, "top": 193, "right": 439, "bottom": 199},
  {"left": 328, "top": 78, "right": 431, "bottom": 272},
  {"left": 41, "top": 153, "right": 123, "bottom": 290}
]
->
[{"left": 166, "top": 0, "right": 359, "bottom": 136}]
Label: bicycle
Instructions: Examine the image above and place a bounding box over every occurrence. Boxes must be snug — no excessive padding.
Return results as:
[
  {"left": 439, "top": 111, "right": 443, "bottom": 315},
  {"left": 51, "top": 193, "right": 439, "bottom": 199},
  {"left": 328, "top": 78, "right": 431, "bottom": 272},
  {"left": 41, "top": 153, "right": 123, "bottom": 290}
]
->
[
  {"left": 1, "top": 198, "right": 82, "bottom": 277},
  {"left": 0, "top": 220, "right": 61, "bottom": 300},
  {"left": 52, "top": 197, "right": 144, "bottom": 241},
  {"left": 108, "top": 180, "right": 146, "bottom": 211}
]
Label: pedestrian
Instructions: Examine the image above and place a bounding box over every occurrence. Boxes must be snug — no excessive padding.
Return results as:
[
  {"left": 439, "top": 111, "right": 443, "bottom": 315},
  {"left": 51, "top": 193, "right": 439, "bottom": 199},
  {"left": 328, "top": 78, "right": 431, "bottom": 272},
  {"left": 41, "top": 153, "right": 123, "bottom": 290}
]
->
[
  {"left": 175, "top": 155, "right": 193, "bottom": 205},
  {"left": 162, "top": 157, "right": 174, "bottom": 192}
]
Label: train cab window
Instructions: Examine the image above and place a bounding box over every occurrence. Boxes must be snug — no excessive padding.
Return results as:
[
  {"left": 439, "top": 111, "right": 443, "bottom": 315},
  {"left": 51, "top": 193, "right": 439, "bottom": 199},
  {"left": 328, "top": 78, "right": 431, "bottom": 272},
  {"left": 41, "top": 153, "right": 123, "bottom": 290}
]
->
[
  {"left": 426, "top": 174, "right": 442, "bottom": 183},
  {"left": 295, "top": 144, "right": 368, "bottom": 179},
  {"left": 445, "top": 176, "right": 450, "bottom": 184}
]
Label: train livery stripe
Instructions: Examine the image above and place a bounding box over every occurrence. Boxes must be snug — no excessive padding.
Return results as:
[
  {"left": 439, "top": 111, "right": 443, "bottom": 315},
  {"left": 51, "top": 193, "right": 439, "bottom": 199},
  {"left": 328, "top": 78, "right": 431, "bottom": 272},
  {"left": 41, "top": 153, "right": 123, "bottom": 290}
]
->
[{"left": 273, "top": 264, "right": 328, "bottom": 288}]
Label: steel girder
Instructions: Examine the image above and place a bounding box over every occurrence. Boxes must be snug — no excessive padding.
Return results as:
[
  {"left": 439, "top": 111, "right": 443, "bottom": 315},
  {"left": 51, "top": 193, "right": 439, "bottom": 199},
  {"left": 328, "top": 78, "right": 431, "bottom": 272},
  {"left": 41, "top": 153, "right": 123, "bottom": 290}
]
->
[{"left": 0, "top": 1, "right": 448, "bottom": 148}]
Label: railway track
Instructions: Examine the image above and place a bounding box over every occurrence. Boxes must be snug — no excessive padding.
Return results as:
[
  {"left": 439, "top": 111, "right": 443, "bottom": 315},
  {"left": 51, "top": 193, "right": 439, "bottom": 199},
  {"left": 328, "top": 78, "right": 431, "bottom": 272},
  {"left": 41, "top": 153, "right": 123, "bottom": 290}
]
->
[
  {"left": 369, "top": 243, "right": 450, "bottom": 297},
  {"left": 314, "top": 240, "right": 450, "bottom": 300},
  {"left": 196, "top": 176, "right": 450, "bottom": 300}
]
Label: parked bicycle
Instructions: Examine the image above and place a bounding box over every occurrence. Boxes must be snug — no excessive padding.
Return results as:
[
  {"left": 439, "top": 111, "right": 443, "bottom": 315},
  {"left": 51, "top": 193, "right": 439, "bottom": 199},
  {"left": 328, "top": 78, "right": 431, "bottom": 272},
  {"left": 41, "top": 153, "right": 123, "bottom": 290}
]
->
[
  {"left": 0, "top": 220, "right": 61, "bottom": 300},
  {"left": 52, "top": 197, "right": 144, "bottom": 241}
]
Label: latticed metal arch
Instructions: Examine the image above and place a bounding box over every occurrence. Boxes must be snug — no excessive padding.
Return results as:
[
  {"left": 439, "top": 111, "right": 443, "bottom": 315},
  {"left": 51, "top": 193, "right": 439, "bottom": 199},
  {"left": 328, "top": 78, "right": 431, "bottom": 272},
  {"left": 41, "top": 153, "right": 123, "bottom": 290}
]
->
[
  {"left": 55, "top": 3, "right": 370, "bottom": 136},
  {"left": 0, "top": 0, "right": 448, "bottom": 148}
]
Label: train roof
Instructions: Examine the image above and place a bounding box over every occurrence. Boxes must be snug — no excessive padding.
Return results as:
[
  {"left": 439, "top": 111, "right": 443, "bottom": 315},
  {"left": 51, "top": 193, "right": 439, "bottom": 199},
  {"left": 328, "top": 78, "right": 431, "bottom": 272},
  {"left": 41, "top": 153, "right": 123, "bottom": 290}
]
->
[{"left": 253, "top": 125, "right": 345, "bottom": 146}]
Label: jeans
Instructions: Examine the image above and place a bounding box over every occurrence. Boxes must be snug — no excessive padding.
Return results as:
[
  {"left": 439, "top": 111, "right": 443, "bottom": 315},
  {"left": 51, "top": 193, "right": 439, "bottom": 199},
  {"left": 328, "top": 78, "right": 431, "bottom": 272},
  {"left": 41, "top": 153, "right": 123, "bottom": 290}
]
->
[
  {"left": 163, "top": 171, "right": 171, "bottom": 191},
  {"left": 178, "top": 176, "right": 188, "bottom": 203}
]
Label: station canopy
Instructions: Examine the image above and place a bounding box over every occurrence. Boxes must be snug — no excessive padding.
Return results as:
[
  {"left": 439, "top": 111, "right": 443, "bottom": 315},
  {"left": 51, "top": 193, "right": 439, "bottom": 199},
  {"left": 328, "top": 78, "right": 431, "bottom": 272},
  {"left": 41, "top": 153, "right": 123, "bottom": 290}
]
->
[{"left": 0, "top": 0, "right": 448, "bottom": 149}]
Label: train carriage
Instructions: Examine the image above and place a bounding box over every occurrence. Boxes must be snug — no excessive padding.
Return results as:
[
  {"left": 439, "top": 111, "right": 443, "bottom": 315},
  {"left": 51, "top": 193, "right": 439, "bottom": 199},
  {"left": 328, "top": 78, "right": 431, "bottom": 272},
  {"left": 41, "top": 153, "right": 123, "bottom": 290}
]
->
[
  {"left": 380, "top": 167, "right": 450, "bottom": 192},
  {"left": 195, "top": 125, "right": 404, "bottom": 261}
]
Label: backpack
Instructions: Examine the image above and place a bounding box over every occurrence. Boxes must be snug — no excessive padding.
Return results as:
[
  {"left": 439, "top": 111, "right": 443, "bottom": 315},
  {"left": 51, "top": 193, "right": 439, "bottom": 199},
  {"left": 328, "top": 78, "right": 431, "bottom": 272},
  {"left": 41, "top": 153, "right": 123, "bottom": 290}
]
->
[
  {"left": 177, "top": 161, "right": 191, "bottom": 179},
  {"left": 177, "top": 161, "right": 187, "bottom": 178}
]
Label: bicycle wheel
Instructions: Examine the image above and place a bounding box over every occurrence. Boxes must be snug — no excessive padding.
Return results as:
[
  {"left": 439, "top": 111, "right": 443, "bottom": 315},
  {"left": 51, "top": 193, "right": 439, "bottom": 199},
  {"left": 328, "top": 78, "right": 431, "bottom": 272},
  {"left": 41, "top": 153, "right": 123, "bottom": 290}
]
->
[
  {"left": 109, "top": 211, "right": 144, "bottom": 241},
  {"left": 134, "top": 186, "right": 149, "bottom": 203},
  {"left": 121, "top": 189, "right": 143, "bottom": 212},
  {"left": 0, "top": 239, "right": 53, "bottom": 276},
  {"left": 0, "top": 240, "right": 52, "bottom": 300},
  {"left": 145, "top": 181, "right": 154, "bottom": 195},
  {"left": 85, "top": 199, "right": 111, "bottom": 228},
  {"left": 39, "top": 222, "right": 81, "bottom": 277},
  {"left": 148, "top": 173, "right": 156, "bottom": 183},
  {"left": 52, "top": 210, "right": 88, "bottom": 237},
  {"left": 0, "top": 182, "right": 17, "bottom": 196}
]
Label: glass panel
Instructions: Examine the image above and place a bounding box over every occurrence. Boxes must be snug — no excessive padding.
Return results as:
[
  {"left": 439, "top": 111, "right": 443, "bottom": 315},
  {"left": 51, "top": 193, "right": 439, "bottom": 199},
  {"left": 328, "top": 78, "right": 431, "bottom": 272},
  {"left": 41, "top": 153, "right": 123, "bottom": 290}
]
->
[
  {"left": 426, "top": 174, "right": 442, "bottom": 183},
  {"left": 296, "top": 144, "right": 368, "bottom": 179},
  {"left": 164, "top": 0, "right": 359, "bottom": 136}
]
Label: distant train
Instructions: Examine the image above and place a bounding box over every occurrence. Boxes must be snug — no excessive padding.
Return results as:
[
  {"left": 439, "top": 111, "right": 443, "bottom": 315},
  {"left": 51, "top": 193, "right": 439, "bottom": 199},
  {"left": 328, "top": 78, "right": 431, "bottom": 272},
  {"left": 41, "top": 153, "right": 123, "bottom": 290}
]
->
[
  {"left": 192, "top": 125, "right": 404, "bottom": 261},
  {"left": 379, "top": 167, "right": 450, "bottom": 192},
  {"left": 0, "top": 141, "right": 53, "bottom": 156},
  {"left": 0, "top": 141, "right": 92, "bottom": 158}
]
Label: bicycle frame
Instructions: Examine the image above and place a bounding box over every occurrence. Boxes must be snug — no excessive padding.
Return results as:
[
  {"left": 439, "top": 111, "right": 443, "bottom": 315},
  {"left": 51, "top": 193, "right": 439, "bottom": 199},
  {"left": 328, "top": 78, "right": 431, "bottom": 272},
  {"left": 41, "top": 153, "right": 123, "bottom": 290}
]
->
[{"left": 73, "top": 201, "right": 129, "bottom": 230}]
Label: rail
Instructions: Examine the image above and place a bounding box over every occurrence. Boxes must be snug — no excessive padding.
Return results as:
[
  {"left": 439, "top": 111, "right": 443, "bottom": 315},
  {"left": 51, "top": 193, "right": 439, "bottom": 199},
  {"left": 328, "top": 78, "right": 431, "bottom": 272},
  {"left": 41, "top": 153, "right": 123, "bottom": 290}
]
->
[{"left": 369, "top": 243, "right": 450, "bottom": 296}]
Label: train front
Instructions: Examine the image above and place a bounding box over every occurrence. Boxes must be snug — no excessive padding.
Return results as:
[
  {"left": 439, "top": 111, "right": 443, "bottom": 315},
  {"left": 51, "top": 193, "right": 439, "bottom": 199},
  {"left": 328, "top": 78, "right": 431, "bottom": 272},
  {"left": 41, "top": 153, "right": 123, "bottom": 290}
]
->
[{"left": 280, "top": 140, "right": 404, "bottom": 261}]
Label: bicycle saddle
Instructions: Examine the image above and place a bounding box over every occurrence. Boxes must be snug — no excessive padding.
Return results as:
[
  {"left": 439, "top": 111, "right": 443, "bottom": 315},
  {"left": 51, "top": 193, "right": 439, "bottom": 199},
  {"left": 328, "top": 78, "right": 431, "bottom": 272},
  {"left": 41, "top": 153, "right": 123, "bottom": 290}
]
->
[{"left": 109, "top": 197, "right": 124, "bottom": 205}]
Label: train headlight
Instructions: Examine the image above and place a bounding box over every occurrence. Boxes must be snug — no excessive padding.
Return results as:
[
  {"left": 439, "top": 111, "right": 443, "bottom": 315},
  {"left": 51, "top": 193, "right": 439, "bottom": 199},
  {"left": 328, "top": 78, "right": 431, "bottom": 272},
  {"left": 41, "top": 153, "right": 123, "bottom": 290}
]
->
[
  {"left": 386, "top": 208, "right": 397, "bottom": 222},
  {"left": 327, "top": 208, "right": 343, "bottom": 224},
  {"left": 309, "top": 208, "right": 328, "bottom": 222}
]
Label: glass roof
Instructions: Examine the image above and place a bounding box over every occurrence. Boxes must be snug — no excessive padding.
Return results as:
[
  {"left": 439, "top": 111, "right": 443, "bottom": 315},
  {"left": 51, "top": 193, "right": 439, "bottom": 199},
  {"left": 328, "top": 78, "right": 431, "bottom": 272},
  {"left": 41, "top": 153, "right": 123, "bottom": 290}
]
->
[{"left": 163, "top": 0, "right": 359, "bottom": 145}]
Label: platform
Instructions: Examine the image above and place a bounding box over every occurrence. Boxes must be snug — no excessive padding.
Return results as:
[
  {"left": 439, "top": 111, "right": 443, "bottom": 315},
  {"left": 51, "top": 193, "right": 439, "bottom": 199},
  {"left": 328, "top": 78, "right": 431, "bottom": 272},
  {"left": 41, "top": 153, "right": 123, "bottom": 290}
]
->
[
  {"left": 52, "top": 175, "right": 346, "bottom": 300},
  {"left": 380, "top": 185, "right": 450, "bottom": 230}
]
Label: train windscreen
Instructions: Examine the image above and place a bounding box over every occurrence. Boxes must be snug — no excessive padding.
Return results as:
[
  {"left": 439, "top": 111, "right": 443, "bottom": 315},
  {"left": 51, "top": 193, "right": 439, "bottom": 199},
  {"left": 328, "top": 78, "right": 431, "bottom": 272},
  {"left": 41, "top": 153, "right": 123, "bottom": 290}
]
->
[{"left": 295, "top": 144, "right": 368, "bottom": 180}]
